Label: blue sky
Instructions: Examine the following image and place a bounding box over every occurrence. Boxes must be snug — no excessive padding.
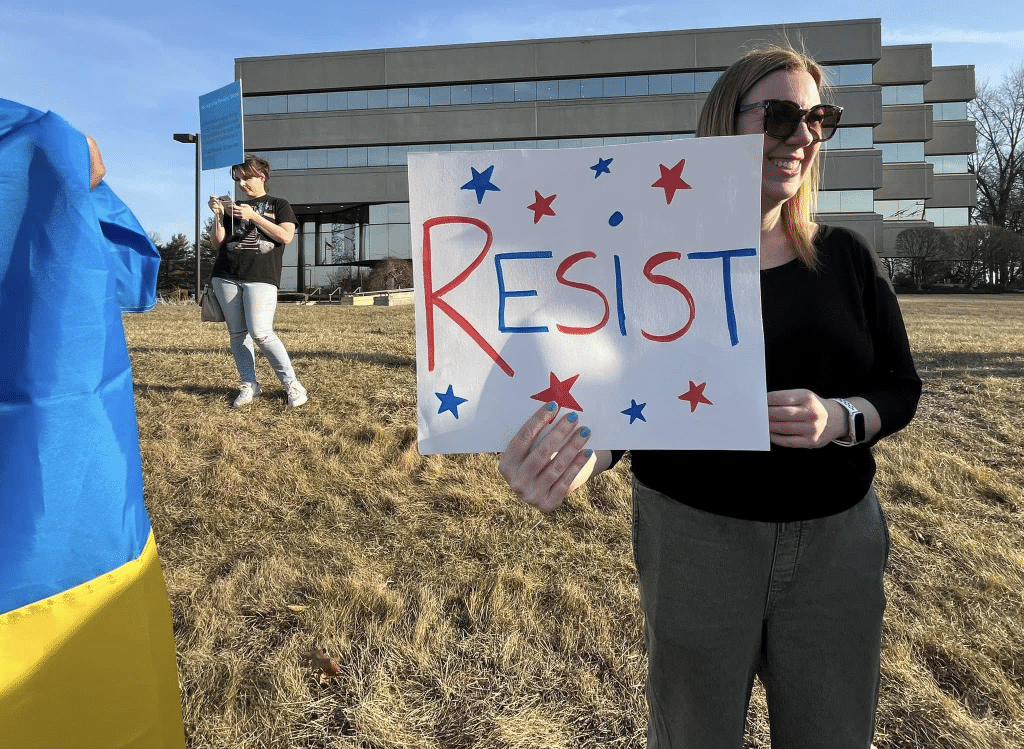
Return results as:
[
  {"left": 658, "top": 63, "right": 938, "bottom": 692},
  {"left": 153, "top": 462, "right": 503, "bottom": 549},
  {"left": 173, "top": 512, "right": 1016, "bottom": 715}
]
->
[{"left": 3, "top": 1, "right": 1022, "bottom": 244}]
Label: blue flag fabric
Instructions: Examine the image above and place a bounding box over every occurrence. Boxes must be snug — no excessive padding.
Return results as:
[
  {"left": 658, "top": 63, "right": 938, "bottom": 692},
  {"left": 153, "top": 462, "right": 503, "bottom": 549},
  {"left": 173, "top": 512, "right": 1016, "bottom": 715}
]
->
[
  {"left": 0, "top": 98, "right": 160, "bottom": 613},
  {"left": 0, "top": 98, "right": 185, "bottom": 748}
]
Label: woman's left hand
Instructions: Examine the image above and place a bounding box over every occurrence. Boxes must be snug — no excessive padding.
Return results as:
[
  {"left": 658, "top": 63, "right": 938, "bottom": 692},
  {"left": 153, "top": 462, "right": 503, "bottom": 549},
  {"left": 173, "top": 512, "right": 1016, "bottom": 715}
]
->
[
  {"left": 232, "top": 203, "right": 256, "bottom": 221},
  {"left": 767, "top": 388, "right": 845, "bottom": 448}
]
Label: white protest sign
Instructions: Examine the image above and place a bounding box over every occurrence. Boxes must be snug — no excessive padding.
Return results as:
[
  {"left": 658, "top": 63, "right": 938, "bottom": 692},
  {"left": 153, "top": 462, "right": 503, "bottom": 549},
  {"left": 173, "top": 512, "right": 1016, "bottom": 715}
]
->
[{"left": 409, "top": 136, "right": 768, "bottom": 454}]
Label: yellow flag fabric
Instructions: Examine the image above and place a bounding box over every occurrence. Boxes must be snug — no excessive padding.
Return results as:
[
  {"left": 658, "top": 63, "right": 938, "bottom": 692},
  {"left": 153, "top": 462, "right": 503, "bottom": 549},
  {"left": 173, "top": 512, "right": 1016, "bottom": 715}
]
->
[{"left": 0, "top": 533, "right": 185, "bottom": 748}]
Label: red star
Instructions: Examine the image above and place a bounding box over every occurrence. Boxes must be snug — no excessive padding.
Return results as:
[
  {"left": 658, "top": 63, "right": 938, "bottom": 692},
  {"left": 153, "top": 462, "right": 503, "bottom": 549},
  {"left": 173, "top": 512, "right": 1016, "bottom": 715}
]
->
[
  {"left": 651, "top": 159, "right": 692, "bottom": 204},
  {"left": 530, "top": 371, "right": 584, "bottom": 411},
  {"left": 678, "top": 380, "right": 713, "bottom": 413},
  {"left": 527, "top": 190, "right": 557, "bottom": 223}
]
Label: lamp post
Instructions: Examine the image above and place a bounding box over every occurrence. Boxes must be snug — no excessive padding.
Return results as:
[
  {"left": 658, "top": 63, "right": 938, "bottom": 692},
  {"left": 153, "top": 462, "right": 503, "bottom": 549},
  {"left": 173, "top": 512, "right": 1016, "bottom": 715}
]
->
[{"left": 173, "top": 133, "right": 201, "bottom": 300}]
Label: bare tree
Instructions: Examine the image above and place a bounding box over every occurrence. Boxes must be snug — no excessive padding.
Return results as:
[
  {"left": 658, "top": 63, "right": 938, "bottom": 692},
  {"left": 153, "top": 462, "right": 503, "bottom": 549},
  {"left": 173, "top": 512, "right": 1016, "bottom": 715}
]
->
[
  {"left": 969, "top": 65, "right": 1024, "bottom": 234},
  {"left": 893, "top": 227, "right": 953, "bottom": 289}
]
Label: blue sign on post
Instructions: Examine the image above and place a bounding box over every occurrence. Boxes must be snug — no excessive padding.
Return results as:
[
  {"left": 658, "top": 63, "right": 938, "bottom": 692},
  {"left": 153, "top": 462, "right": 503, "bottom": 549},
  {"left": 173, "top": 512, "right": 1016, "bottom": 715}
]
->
[{"left": 199, "top": 81, "right": 244, "bottom": 170}]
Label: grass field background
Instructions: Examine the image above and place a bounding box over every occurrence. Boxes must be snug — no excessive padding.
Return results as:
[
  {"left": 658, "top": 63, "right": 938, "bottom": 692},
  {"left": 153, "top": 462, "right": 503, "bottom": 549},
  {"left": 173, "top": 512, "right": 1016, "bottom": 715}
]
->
[{"left": 125, "top": 295, "right": 1024, "bottom": 749}]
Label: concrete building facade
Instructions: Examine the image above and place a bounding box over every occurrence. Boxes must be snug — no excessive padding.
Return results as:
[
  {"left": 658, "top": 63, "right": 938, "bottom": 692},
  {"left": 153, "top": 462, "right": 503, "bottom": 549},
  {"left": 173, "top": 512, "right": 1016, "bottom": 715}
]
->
[{"left": 234, "top": 18, "right": 976, "bottom": 292}]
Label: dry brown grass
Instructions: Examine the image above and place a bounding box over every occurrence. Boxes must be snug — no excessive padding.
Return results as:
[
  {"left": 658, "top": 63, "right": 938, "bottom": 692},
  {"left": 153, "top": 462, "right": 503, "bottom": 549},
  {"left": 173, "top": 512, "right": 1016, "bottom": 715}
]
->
[{"left": 126, "top": 295, "right": 1024, "bottom": 749}]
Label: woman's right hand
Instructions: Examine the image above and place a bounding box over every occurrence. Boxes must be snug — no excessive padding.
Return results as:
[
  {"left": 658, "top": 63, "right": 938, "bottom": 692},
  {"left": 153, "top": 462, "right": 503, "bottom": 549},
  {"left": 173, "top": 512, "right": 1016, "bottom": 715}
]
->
[{"left": 498, "top": 401, "right": 595, "bottom": 512}]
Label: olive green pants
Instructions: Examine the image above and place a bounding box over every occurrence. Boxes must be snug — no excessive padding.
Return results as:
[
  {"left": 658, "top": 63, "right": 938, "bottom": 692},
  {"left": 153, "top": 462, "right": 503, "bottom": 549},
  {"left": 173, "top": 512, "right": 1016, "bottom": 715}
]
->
[{"left": 632, "top": 478, "right": 890, "bottom": 748}]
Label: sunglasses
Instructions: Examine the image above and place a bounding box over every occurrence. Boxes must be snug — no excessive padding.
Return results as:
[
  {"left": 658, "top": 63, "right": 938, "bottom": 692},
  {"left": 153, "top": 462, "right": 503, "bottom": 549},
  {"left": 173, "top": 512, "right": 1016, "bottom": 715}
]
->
[{"left": 735, "top": 99, "right": 843, "bottom": 143}]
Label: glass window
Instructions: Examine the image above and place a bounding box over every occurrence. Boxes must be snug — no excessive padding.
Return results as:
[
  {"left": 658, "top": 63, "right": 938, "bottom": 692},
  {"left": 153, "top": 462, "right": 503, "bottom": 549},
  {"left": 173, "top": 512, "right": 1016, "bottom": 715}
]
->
[
  {"left": 327, "top": 148, "right": 348, "bottom": 168},
  {"left": 267, "top": 95, "right": 287, "bottom": 114},
  {"left": 603, "top": 77, "right": 625, "bottom": 97},
  {"left": 824, "top": 64, "right": 874, "bottom": 86},
  {"left": 933, "top": 101, "right": 968, "bottom": 120},
  {"left": 366, "top": 224, "right": 390, "bottom": 260},
  {"left": 649, "top": 74, "right": 672, "bottom": 95},
  {"left": 307, "top": 93, "right": 327, "bottom": 112},
  {"left": 695, "top": 71, "right": 721, "bottom": 92},
  {"left": 389, "top": 203, "right": 410, "bottom": 223},
  {"left": 327, "top": 91, "right": 348, "bottom": 110},
  {"left": 536, "top": 139, "right": 559, "bottom": 149},
  {"left": 844, "top": 64, "right": 873, "bottom": 85},
  {"left": 537, "top": 80, "right": 559, "bottom": 101},
  {"left": 840, "top": 127, "right": 873, "bottom": 149},
  {"left": 876, "top": 199, "right": 925, "bottom": 220},
  {"left": 671, "top": 72, "right": 695, "bottom": 94},
  {"left": 366, "top": 89, "right": 388, "bottom": 109},
  {"left": 558, "top": 79, "right": 581, "bottom": 99},
  {"left": 514, "top": 81, "right": 537, "bottom": 101},
  {"left": 880, "top": 142, "right": 925, "bottom": 162},
  {"left": 451, "top": 85, "right": 472, "bottom": 105},
  {"left": 307, "top": 149, "right": 327, "bottom": 168},
  {"left": 930, "top": 207, "right": 969, "bottom": 227},
  {"left": 267, "top": 151, "right": 288, "bottom": 170},
  {"left": 244, "top": 96, "right": 268, "bottom": 115},
  {"left": 348, "top": 147, "right": 368, "bottom": 167},
  {"left": 842, "top": 190, "right": 874, "bottom": 212},
  {"left": 897, "top": 142, "right": 925, "bottom": 162},
  {"left": 368, "top": 204, "right": 388, "bottom": 224},
  {"left": 469, "top": 142, "right": 495, "bottom": 151},
  {"left": 367, "top": 146, "right": 388, "bottom": 166},
  {"left": 580, "top": 137, "right": 603, "bottom": 147},
  {"left": 560, "top": 138, "right": 583, "bottom": 149},
  {"left": 625, "top": 75, "right": 649, "bottom": 97},
  {"left": 817, "top": 191, "right": 841, "bottom": 213},
  {"left": 429, "top": 143, "right": 451, "bottom": 151},
  {"left": 882, "top": 85, "right": 924, "bottom": 105},
  {"left": 408, "top": 87, "right": 429, "bottom": 107},
  {"left": 494, "top": 82, "right": 515, "bottom": 102},
  {"left": 926, "top": 154, "right": 969, "bottom": 173},
  {"left": 347, "top": 90, "right": 368, "bottom": 110},
  {"left": 471, "top": 84, "right": 493, "bottom": 104},
  {"left": 387, "top": 88, "right": 409, "bottom": 108},
  {"left": 581, "top": 78, "right": 604, "bottom": 98},
  {"left": 514, "top": 140, "right": 537, "bottom": 149},
  {"left": 603, "top": 136, "right": 627, "bottom": 146},
  {"left": 429, "top": 86, "right": 450, "bottom": 106},
  {"left": 287, "top": 94, "right": 307, "bottom": 113},
  {"left": 389, "top": 224, "right": 412, "bottom": 257},
  {"left": 388, "top": 145, "right": 409, "bottom": 165}
]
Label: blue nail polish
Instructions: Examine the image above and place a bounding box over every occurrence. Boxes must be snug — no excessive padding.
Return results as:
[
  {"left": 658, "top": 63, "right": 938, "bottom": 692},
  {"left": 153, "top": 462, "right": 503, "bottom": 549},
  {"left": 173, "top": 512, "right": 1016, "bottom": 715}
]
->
[
  {"left": 585, "top": 449, "right": 593, "bottom": 457},
  {"left": 580, "top": 427, "right": 591, "bottom": 438},
  {"left": 567, "top": 412, "right": 578, "bottom": 423},
  {"left": 546, "top": 401, "right": 558, "bottom": 411}
]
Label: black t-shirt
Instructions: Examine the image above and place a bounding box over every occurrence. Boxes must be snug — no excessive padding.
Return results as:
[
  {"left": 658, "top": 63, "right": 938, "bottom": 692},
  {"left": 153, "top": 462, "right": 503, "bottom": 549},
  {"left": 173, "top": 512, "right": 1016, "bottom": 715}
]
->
[
  {"left": 616, "top": 225, "right": 921, "bottom": 522},
  {"left": 211, "top": 195, "right": 296, "bottom": 287}
]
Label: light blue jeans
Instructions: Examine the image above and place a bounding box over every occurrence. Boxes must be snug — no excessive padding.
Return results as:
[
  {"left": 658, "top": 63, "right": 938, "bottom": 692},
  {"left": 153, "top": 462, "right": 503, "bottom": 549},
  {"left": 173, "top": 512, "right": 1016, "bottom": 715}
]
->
[
  {"left": 633, "top": 478, "right": 889, "bottom": 748},
  {"left": 211, "top": 277, "right": 297, "bottom": 386}
]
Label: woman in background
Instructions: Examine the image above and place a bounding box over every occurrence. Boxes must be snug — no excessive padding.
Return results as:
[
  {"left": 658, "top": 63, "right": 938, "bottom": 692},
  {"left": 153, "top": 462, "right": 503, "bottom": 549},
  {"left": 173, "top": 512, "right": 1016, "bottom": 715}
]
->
[
  {"left": 209, "top": 155, "right": 307, "bottom": 408},
  {"left": 498, "top": 46, "right": 921, "bottom": 748}
]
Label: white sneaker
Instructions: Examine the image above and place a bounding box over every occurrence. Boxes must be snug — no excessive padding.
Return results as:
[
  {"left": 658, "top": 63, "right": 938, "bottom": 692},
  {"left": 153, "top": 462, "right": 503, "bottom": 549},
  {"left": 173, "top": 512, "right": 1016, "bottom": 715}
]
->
[
  {"left": 286, "top": 380, "right": 308, "bottom": 408},
  {"left": 232, "top": 382, "right": 261, "bottom": 408}
]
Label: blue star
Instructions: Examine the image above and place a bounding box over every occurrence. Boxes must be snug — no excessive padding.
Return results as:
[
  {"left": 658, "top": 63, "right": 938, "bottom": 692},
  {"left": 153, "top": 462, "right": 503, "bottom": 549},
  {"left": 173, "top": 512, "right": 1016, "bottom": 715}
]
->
[
  {"left": 460, "top": 165, "right": 500, "bottom": 204},
  {"left": 621, "top": 399, "right": 647, "bottom": 424},
  {"left": 590, "top": 157, "right": 613, "bottom": 178},
  {"left": 436, "top": 385, "right": 469, "bottom": 419}
]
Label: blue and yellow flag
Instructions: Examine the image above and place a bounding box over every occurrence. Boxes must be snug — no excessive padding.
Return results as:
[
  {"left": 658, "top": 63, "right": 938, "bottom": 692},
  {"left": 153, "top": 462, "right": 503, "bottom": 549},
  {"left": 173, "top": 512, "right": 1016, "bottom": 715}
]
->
[{"left": 0, "top": 99, "right": 186, "bottom": 748}]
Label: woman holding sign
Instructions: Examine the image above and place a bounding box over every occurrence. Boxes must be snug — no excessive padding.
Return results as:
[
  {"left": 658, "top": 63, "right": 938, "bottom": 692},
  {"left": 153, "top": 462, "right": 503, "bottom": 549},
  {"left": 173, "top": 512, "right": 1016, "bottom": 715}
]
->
[
  {"left": 208, "top": 155, "right": 307, "bottom": 408},
  {"left": 499, "top": 45, "right": 920, "bottom": 748}
]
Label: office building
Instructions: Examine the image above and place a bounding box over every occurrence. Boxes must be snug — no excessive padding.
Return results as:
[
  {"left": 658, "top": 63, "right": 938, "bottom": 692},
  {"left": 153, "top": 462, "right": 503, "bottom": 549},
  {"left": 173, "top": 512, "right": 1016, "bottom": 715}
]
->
[{"left": 235, "top": 18, "right": 976, "bottom": 292}]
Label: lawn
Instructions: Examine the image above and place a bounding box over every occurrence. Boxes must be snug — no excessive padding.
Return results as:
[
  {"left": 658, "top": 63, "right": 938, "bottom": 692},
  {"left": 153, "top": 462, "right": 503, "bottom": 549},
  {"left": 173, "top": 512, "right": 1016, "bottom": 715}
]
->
[{"left": 125, "top": 295, "right": 1024, "bottom": 749}]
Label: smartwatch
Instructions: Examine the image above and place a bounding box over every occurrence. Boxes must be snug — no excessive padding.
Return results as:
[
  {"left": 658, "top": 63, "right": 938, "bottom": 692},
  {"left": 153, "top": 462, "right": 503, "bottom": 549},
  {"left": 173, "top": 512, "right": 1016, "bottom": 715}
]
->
[{"left": 831, "top": 398, "right": 866, "bottom": 446}]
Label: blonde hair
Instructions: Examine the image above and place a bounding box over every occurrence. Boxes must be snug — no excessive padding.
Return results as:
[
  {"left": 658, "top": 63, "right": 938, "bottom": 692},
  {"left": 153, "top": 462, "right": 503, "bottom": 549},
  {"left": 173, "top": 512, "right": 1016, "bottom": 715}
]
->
[{"left": 696, "top": 45, "right": 829, "bottom": 268}]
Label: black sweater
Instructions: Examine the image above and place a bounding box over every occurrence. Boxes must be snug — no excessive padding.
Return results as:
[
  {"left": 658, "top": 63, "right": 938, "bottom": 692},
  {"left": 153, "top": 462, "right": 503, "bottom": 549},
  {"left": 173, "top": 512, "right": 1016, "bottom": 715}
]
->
[{"left": 614, "top": 225, "right": 921, "bottom": 521}]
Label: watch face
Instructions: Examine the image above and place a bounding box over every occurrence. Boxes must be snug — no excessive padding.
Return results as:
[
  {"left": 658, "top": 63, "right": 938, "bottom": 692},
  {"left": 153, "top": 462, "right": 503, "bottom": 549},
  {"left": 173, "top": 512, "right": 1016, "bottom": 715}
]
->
[{"left": 853, "top": 412, "right": 866, "bottom": 442}]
